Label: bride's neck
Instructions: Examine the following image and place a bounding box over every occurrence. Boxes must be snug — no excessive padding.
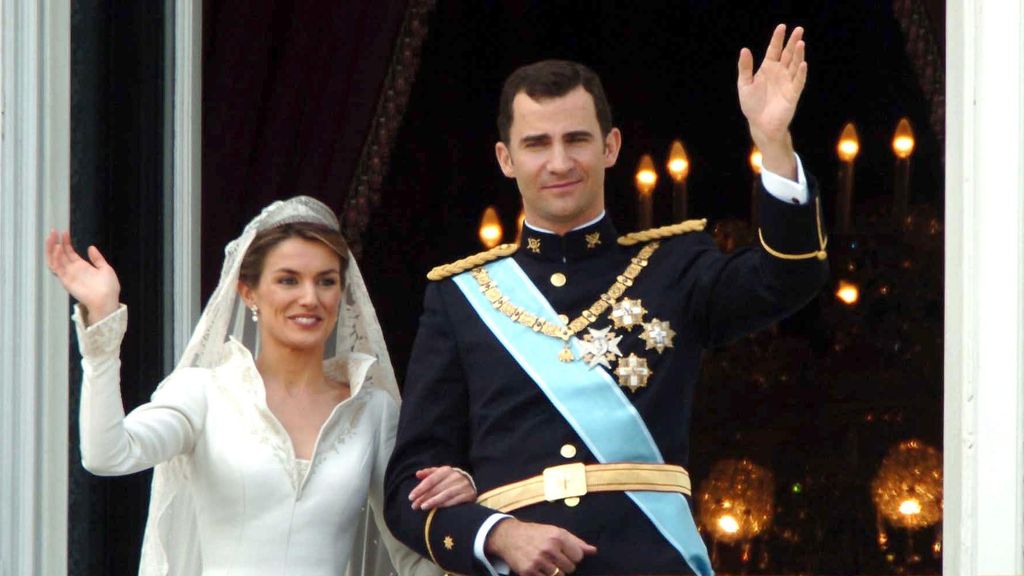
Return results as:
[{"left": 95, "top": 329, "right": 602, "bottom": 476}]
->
[{"left": 254, "top": 342, "right": 328, "bottom": 392}]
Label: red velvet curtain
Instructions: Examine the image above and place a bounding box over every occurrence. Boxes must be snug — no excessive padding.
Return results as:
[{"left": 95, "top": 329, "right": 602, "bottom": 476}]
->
[{"left": 201, "top": 0, "right": 409, "bottom": 299}]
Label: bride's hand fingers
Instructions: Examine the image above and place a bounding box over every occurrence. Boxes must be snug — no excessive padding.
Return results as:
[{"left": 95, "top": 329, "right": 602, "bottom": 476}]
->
[
  {"left": 409, "top": 465, "right": 450, "bottom": 506},
  {"left": 87, "top": 245, "right": 111, "bottom": 270},
  {"left": 411, "top": 468, "right": 463, "bottom": 508},
  {"left": 45, "top": 230, "right": 63, "bottom": 273},
  {"left": 417, "top": 483, "right": 475, "bottom": 510},
  {"left": 60, "top": 231, "right": 87, "bottom": 266},
  {"left": 414, "top": 467, "right": 438, "bottom": 480},
  {"left": 47, "top": 230, "right": 78, "bottom": 279},
  {"left": 413, "top": 470, "right": 475, "bottom": 509}
]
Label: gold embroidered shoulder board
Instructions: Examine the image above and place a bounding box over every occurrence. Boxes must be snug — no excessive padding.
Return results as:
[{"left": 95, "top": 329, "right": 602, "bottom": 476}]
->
[
  {"left": 617, "top": 218, "right": 708, "bottom": 246},
  {"left": 427, "top": 243, "right": 519, "bottom": 281}
]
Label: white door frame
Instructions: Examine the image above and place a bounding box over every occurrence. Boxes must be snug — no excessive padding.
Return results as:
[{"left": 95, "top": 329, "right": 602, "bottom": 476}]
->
[
  {"left": 943, "top": 0, "right": 1024, "bottom": 573},
  {"left": 0, "top": 1, "right": 70, "bottom": 575},
  {"left": 170, "top": 0, "right": 203, "bottom": 361},
  {"left": 2, "top": 0, "right": 1020, "bottom": 573}
]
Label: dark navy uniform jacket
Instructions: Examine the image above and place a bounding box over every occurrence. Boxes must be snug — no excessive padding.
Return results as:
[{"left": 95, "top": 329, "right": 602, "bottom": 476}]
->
[{"left": 385, "top": 182, "right": 829, "bottom": 575}]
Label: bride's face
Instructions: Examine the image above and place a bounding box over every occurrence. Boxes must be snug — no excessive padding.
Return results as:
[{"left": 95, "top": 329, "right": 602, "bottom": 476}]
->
[{"left": 243, "top": 238, "right": 343, "bottom": 353}]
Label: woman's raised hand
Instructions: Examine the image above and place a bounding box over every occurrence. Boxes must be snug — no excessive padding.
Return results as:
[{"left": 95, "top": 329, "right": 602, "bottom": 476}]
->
[
  {"left": 408, "top": 466, "right": 478, "bottom": 511},
  {"left": 45, "top": 230, "right": 121, "bottom": 325}
]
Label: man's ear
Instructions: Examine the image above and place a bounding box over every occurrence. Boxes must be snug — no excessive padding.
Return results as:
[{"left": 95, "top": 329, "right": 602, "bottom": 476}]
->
[
  {"left": 603, "top": 128, "right": 622, "bottom": 168},
  {"left": 495, "top": 141, "right": 515, "bottom": 178}
]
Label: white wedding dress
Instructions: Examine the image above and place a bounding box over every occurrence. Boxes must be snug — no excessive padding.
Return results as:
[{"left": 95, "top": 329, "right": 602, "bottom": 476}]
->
[{"left": 76, "top": 305, "right": 439, "bottom": 576}]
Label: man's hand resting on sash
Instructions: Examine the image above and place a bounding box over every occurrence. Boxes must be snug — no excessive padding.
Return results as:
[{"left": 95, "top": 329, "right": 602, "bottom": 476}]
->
[{"left": 485, "top": 518, "right": 598, "bottom": 575}]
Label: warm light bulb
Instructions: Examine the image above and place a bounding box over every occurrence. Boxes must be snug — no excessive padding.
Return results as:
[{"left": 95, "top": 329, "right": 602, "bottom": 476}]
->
[
  {"left": 718, "top": 515, "right": 740, "bottom": 534},
  {"left": 899, "top": 498, "right": 922, "bottom": 516},
  {"left": 478, "top": 206, "right": 503, "bottom": 249},
  {"left": 837, "top": 122, "right": 860, "bottom": 162},
  {"left": 668, "top": 159, "right": 689, "bottom": 178},
  {"left": 514, "top": 208, "right": 526, "bottom": 244},
  {"left": 836, "top": 280, "right": 859, "bottom": 305},
  {"left": 635, "top": 154, "right": 658, "bottom": 194},
  {"left": 749, "top": 147, "right": 763, "bottom": 174},
  {"left": 892, "top": 118, "right": 915, "bottom": 159},
  {"left": 667, "top": 140, "right": 689, "bottom": 182}
]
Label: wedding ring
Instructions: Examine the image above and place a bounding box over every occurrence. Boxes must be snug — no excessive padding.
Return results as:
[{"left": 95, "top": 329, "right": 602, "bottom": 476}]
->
[{"left": 551, "top": 569, "right": 561, "bottom": 576}]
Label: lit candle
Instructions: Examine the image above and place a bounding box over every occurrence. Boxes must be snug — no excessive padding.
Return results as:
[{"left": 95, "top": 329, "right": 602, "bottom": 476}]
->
[
  {"left": 635, "top": 154, "right": 657, "bottom": 229},
  {"left": 891, "top": 117, "right": 915, "bottom": 226},
  {"left": 478, "top": 205, "right": 503, "bottom": 248},
  {"left": 667, "top": 140, "right": 690, "bottom": 221},
  {"left": 749, "top": 146, "right": 763, "bottom": 224},
  {"left": 513, "top": 206, "right": 526, "bottom": 244},
  {"left": 836, "top": 122, "right": 860, "bottom": 234}
]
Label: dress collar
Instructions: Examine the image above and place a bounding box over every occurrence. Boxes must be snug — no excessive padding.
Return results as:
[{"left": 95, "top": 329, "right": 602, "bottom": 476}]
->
[
  {"left": 519, "top": 213, "right": 618, "bottom": 262},
  {"left": 226, "top": 337, "right": 378, "bottom": 398}
]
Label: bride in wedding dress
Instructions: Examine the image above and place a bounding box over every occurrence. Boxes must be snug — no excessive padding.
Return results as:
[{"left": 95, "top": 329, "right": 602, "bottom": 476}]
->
[{"left": 46, "top": 196, "right": 472, "bottom": 575}]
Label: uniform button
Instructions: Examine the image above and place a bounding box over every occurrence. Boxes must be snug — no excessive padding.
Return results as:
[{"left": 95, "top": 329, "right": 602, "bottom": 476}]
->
[
  {"left": 560, "top": 444, "right": 577, "bottom": 458},
  {"left": 564, "top": 497, "right": 581, "bottom": 507},
  {"left": 550, "top": 272, "right": 567, "bottom": 287}
]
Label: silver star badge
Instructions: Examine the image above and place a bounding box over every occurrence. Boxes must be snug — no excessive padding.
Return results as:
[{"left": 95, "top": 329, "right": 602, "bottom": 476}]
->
[
  {"left": 610, "top": 298, "right": 647, "bottom": 330},
  {"left": 640, "top": 318, "right": 676, "bottom": 353},
  {"left": 579, "top": 326, "right": 623, "bottom": 369},
  {"left": 614, "top": 353, "right": 652, "bottom": 393}
]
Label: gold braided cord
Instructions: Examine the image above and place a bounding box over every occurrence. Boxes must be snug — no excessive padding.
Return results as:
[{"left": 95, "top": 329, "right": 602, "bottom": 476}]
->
[
  {"left": 427, "top": 243, "right": 519, "bottom": 280},
  {"left": 617, "top": 219, "right": 707, "bottom": 246},
  {"left": 424, "top": 508, "right": 467, "bottom": 576},
  {"left": 470, "top": 242, "right": 661, "bottom": 344},
  {"left": 423, "top": 508, "right": 439, "bottom": 564},
  {"left": 757, "top": 196, "right": 829, "bottom": 261}
]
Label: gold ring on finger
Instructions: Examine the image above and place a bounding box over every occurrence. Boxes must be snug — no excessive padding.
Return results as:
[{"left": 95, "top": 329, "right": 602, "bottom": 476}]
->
[{"left": 551, "top": 569, "right": 561, "bottom": 576}]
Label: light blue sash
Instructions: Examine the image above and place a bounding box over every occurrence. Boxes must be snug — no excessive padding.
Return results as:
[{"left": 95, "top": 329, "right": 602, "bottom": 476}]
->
[{"left": 453, "top": 258, "right": 713, "bottom": 576}]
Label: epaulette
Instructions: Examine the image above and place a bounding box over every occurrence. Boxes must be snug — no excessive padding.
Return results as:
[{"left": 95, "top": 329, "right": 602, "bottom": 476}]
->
[
  {"left": 426, "top": 243, "right": 519, "bottom": 281},
  {"left": 617, "top": 218, "right": 708, "bottom": 246}
]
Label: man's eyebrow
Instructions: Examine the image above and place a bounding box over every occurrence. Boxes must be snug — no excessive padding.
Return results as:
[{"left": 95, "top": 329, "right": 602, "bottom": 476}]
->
[
  {"left": 519, "top": 133, "right": 551, "bottom": 145},
  {"left": 563, "top": 130, "right": 595, "bottom": 140}
]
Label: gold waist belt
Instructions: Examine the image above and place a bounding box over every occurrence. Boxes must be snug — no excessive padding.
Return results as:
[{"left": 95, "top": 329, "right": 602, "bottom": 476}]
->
[{"left": 476, "top": 462, "right": 692, "bottom": 513}]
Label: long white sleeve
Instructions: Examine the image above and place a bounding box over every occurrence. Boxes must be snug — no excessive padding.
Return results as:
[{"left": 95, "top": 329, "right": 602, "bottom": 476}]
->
[
  {"left": 369, "top": 393, "right": 443, "bottom": 576},
  {"left": 75, "top": 304, "right": 208, "bottom": 476}
]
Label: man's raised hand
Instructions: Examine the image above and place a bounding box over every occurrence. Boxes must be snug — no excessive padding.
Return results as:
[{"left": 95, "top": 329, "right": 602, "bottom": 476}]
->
[{"left": 737, "top": 24, "right": 807, "bottom": 178}]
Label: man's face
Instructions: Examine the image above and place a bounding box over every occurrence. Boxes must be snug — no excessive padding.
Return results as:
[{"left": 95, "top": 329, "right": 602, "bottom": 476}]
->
[{"left": 496, "top": 86, "right": 621, "bottom": 234}]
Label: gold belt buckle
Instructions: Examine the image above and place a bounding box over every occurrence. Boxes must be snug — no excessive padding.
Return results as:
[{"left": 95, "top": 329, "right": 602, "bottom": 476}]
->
[{"left": 543, "top": 462, "right": 588, "bottom": 502}]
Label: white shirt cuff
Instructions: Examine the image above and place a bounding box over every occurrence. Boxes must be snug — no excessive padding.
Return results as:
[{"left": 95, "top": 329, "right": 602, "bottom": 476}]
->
[
  {"left": 474, "top": 513, "right": 513, "bottom": 576},
  {"left": 760, "top": 153, "right": 808, "bottom": 205}
]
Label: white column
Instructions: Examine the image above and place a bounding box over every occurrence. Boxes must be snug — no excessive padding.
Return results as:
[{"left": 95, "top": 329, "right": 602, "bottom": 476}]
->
[
  {"left": 0, "top": 1, "right": 71, "bottom": 574},
  {"left": 945, "top": 1, "right": 1024, "bottom": 574},
  {"left": 170, "top": 0, "right": 203, "bottom": 365}
]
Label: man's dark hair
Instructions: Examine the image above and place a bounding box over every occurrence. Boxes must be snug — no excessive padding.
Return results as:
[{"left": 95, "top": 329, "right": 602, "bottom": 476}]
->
[{"left": 497, "top": 59, "right": 613, "bottom": 144}]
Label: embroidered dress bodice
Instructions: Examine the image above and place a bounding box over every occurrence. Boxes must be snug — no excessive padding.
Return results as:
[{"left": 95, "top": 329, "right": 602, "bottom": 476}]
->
[{"left": 75, "top": 306, "right": 438, "bottom": 576}]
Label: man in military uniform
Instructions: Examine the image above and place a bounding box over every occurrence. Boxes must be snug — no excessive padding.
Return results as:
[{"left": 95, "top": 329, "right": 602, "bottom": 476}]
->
[{"left": 385, "top": 25, "right": 828, "bottom": 575}]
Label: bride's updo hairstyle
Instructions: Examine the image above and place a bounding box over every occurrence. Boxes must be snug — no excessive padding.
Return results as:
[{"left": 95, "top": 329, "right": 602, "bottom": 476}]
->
[{"left": 238, "top": 222, "right": 349, "bottom": 289}]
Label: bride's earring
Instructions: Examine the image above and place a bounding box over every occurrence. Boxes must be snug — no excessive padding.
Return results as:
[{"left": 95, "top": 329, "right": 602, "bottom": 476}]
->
[{"left": 250, "top": 305, "right": 259, "bottom": 323}]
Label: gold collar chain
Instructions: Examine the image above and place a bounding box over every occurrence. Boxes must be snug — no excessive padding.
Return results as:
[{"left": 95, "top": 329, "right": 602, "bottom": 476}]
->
[{"left": 470, "top": 241, "right": 661, "bottom": 361}]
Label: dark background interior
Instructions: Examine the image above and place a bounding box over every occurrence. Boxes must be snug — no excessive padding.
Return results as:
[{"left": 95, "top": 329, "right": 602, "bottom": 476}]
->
[{"left": 69, "top": 1, "right": 945, "bottom": 573}]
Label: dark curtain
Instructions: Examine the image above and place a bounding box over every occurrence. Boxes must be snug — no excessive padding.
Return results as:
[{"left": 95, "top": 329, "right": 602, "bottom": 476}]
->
[
  {"left": 201, "top": 0, "right": 409, "bottom": 301},
  {"left": 70, "top": 2, "right": 167, "bottom": 573}
]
